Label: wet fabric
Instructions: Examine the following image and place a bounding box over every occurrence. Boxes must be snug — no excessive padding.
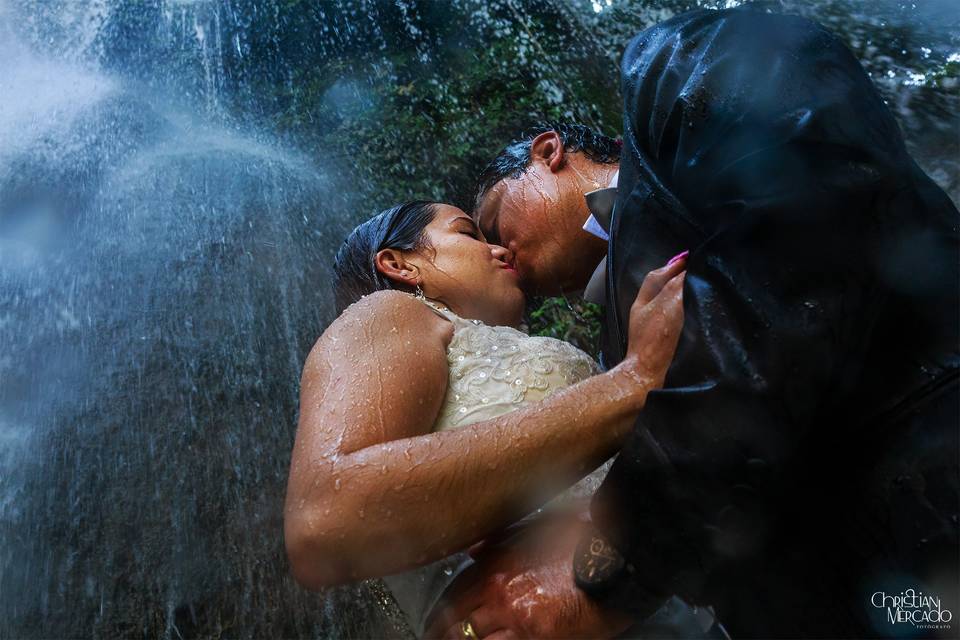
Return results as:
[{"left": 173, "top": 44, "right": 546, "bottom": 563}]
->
[
  {"left": 591, "top": 7, "right": 960, "bottom": 637},
  {"left": 384, "top": 296, "right": 604, "bottom": 637}
]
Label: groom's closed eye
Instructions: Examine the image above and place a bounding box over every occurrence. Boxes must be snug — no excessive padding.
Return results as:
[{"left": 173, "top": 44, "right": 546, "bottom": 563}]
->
[
  {"left": 481, "top": 213, "right": 501, "bottom": 246},
  {"left": 472, "top": 205, "right": 499, "bottom": 246}
]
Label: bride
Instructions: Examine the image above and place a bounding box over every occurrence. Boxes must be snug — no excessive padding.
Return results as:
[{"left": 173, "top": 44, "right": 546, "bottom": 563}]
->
[{"left": 284, "top": 200, "right": 686, "bottom": 637}]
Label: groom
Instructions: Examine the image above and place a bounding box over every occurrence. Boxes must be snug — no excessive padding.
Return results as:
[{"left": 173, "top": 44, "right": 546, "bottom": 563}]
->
[{"left": 430, "top": 6, "right": 959, "bottom": 638}]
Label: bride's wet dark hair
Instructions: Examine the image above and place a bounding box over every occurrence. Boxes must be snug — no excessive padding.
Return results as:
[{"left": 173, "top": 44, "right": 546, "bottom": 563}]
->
[{"left": 333, "top": 201, "right": 439, "bottom": 313}]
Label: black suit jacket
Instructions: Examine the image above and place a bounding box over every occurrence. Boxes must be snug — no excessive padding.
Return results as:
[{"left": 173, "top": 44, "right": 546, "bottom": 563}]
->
[{"left": 588, "top": 8, "right": 959, "bottom": 637}]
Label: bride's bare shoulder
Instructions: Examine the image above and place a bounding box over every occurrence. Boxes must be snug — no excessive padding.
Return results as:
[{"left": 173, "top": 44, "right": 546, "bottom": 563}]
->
[{"left": 316, "top": 290, "right": 453, "bottom": 355}]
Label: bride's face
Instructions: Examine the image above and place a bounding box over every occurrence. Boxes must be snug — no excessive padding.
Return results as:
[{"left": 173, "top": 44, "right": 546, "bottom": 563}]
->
[{"left": 411, "top": 204, "right": 525, "bottom": 327}]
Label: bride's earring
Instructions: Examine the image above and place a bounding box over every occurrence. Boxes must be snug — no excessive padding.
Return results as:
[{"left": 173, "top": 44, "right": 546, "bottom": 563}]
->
[{"left": 414, "top": 282, "right": 426, "bottom": 300}]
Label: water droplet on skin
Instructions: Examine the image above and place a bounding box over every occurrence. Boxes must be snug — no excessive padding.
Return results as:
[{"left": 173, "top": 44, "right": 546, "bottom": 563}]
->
[
  {"left": 358, "top": 509, "right": 365, "bottom": 519},
  {"left": 334, "top": 478, "right": 342, "bottom": 491}
]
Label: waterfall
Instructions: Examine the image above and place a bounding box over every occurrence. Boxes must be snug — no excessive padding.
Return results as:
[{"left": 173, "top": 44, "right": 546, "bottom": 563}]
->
[
  {"left": 1, "top": 0, "right": 956, "bottom": 637},
  {"left": 0, "top": 5, "right": 396, "bottom": 638}
]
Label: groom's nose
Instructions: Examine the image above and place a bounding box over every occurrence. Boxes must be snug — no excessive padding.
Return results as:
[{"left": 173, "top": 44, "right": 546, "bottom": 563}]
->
[{"left": 490, "top": 244, "right": 514, "bottom": 265}]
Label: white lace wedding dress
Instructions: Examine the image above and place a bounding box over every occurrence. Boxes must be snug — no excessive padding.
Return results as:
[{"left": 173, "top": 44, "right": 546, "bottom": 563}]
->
[{"left": 377, "top": 296, "right": 615, "bottom": 637}]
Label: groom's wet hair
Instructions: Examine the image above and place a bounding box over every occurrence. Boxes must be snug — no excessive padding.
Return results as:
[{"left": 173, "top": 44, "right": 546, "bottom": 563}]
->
[
  {"left": 473, "top": 123, "right": 620, "bottom": 209},
  {"left": 333, "top": 201, "right": 439, "bottom": 314}
]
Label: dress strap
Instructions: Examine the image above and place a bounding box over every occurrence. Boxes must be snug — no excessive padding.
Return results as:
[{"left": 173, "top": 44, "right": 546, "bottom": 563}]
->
[{"left": 408, "top": 292, "right": 457, "bottom": 322}]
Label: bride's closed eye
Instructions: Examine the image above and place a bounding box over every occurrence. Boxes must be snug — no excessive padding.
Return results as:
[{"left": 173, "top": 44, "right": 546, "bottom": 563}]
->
[
  {"left": 450, "top": 214, "right": 486, "bottom": 241},
  {"left": 458, "top": 223, "right": 484, "bottom": 241}
]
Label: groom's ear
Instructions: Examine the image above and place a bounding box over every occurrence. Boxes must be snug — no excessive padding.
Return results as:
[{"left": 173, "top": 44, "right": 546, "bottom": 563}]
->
[
  {"left": 374, "top": 248, "right": 418, "bottom": 287},
  {"left": 530, "top": 130, "right": 565, "bottom": 174}
]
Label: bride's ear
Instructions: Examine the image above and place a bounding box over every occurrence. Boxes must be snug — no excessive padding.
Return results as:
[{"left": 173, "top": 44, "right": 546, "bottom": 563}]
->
[
  {"left": 530, "top": 130, "right": 565, "bottom": 173},
  {"left": 374, "top": 248, "right": 419, "bottom": 288}
]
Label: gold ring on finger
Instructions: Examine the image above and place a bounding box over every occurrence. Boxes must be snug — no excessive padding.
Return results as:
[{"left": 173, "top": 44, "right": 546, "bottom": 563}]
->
[{"left": 460, "top": 619, "right": 479, "bottom": 640}]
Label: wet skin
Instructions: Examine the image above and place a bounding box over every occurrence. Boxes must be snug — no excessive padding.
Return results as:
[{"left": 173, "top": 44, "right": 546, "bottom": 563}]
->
[
  {"left": 374, "top": 204, "right": 526, "bottom": 328},
  {"left": 425, "top": 513, "right": 633, "bottom": 640},
  {"left": 474, "top": 131, "right": 615, "bottom": 296},
  {"left": 283, "top": 214, "right": 686, "bottom": 589}
]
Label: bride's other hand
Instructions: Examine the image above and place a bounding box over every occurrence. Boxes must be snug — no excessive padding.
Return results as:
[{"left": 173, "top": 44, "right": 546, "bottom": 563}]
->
[
  {"left": 424, "top": 515, "right": 633, "bottom": 640},
  {"left": 618, "top": 254, "right": 686, "bottom": 389}
]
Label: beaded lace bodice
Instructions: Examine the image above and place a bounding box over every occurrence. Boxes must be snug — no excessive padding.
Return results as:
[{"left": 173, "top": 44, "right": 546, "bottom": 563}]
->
[
  {"left": 382, "top": 297, "right": 609, "bottom": 639},
  {"left": 421, "top": 299, "right": 600, "bottom": 431}
]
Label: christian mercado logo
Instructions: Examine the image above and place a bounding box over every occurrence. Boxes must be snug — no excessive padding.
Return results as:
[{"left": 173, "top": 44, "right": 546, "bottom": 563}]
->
[{"left": 871, "top": 589, "right": 953, "bottom": 631}]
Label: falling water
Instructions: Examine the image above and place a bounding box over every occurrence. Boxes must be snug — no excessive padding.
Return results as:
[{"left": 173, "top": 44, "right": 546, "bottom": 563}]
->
[
  {"left": 1, "top": 0, "right": 956, "bottom": 638},
  {"left": 0, "top": 3, "right": 377, "bottom": 638}
]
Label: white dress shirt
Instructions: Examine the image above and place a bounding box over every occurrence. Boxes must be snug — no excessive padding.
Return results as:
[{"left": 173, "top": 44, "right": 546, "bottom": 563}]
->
[{"left": 581, "top": 170, "right": 618, "bottom": 304}]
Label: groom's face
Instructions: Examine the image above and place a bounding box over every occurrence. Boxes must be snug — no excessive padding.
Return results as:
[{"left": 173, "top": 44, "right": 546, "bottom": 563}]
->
[{"left": 474, "top": 159, "right": 606, "bottom": 296}]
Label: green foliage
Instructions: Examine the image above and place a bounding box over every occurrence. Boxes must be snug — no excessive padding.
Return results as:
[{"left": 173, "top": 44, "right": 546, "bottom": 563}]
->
[
  {"left": 76, "top": 0, "right": 957, "bottom": 345},
  {"left": 526, "top": 296, "right": 603, "bottom": 357},
  {"left": 271, "top": 2, "right": 623, "bottom": 211},
  {"left": 930, "top": 59, "right": 960, "bottom": 88}
]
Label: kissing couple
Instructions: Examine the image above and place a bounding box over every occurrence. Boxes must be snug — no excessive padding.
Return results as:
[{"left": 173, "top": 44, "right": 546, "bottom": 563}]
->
[{"left": 285, "top": 6, "right": 959, "bottom": 639}]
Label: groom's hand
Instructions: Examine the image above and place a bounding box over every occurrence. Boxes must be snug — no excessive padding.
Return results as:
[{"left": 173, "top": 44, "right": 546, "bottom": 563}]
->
[{"left": 423, "top": 514, "right": 634, "bottom": 639}]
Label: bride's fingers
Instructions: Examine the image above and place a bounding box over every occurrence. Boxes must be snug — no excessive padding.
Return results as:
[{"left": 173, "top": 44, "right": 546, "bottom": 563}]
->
[
  {"left": 424, "top": 570, "right": 486, "bottom": 638},
  {"left": 440, "top": 612, "right": 502, "bottom": 640},
  {"left": 484, "top": 630, "right": 519, "bottom": 640},
  {"left": 442, "top": 621, "right": 469, "bottom": 640},
  {"left": 427, "top": 599, "right": 475, "bottom": 640},
  {"left": 661, "top": 270, "right": 686, "bottom": 298},
  {"left": 465, "top": 606, "right": 501, "bottom": 638},
  {"left": 654, "top": 272, "right": 686, "bottom": 324},
  {"left": 634, "top": 255, "right": 687, "bottom": 306}
]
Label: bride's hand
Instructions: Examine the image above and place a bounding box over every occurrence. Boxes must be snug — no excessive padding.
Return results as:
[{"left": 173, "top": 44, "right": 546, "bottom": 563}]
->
[{"left": 619, "top": 254, "right": 687, "bottom": 390}]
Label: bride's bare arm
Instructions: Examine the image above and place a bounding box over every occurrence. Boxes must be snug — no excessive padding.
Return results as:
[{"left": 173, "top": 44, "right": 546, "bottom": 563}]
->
[{"left": 285, "top": 265, "right": 683, "bottom": 588}]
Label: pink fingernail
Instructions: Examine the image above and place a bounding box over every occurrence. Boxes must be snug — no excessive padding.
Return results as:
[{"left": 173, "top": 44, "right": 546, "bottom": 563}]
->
[{"left": 667, "top": 250, "right": 689, "bottom": 266}]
